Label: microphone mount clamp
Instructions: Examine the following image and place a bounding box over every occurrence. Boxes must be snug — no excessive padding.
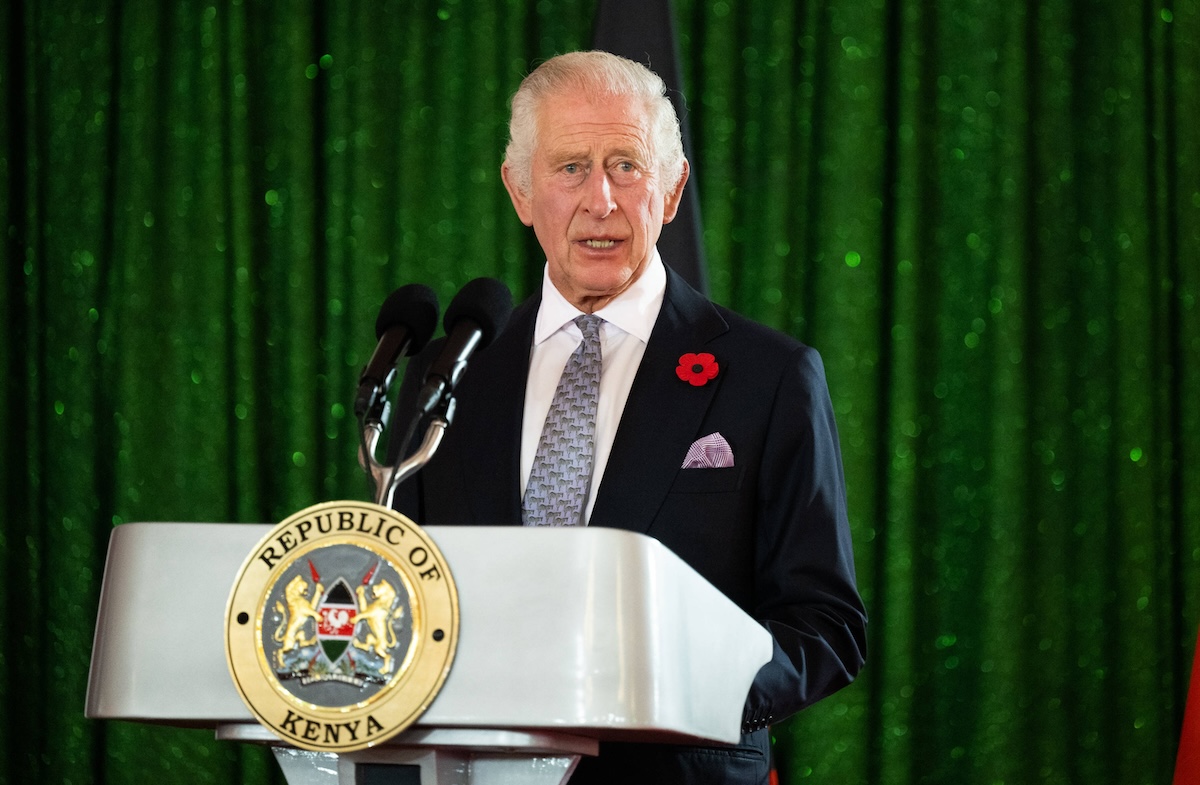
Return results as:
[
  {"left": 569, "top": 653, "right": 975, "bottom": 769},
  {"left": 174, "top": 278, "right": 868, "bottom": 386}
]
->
[{"left": 358, "top": 396, "right": 456, "bottom": 509}]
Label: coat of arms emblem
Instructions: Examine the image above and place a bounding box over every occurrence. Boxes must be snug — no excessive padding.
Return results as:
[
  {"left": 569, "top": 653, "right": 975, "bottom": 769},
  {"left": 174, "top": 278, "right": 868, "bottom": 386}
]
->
[
  {"left": 270, "top": 558, "right": 412, "bottom": 689},
  {"left": 225, "top": 501, "right": 458, "bottom": 752}
]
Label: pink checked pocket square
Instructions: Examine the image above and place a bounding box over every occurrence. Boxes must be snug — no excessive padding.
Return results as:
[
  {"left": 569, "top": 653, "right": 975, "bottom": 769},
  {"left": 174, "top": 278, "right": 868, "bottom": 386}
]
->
[{"left": 681, "top": 432, "right": 734, "bottom": 469}]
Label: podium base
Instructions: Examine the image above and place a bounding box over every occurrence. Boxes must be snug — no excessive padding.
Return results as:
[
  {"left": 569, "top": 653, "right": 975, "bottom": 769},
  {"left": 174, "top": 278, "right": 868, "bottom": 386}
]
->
[{"left": 217, "top": 723, "right": 596, "bottom": 785}]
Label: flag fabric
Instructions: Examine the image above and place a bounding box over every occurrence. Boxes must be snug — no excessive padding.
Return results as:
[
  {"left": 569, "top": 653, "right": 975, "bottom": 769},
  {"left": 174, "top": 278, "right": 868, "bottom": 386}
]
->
[
  {"left": 591, "top": 0, "right": 709, "bottom": 295},
  {"left": 1176, "top": 626, "right": 1200, "bottom": 784}
]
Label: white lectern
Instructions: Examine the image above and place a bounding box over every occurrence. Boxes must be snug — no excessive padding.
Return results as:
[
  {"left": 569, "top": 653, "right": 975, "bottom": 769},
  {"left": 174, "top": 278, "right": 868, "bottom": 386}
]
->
[{"left": 86, "top": 523, "right": 772, "bottom": 784}]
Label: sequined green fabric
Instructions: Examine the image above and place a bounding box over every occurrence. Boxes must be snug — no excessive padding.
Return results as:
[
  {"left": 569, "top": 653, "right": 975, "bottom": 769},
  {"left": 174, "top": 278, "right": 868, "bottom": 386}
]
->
[{"left": 2, "top": 2, "right": 1197, "bottom": 783}]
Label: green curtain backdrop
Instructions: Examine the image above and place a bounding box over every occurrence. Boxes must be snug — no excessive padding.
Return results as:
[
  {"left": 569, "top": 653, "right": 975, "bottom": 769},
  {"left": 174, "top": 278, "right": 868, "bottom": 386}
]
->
[{"left": 2, "top": 0, "right": 1197, "bottom": 783}]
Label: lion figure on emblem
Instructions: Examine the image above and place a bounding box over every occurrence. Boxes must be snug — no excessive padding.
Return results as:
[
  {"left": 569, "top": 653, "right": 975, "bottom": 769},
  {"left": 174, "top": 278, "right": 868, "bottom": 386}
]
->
[
  {"left": 353, "top": 580, "right": 405, "bottom": 675},
  {"left": 273, "top": 575, "right": 324, "bottom": 668}
]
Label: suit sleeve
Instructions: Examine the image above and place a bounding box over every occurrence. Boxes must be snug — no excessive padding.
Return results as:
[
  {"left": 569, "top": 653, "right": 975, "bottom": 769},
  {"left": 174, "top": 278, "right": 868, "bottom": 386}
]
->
[{"left": 741, "top": 345, "right": 867, "bottom": 732}]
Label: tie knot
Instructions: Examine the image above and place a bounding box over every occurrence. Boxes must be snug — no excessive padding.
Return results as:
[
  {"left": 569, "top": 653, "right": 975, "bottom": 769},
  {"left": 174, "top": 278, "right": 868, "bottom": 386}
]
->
[{"left": 574, "top": 314, "right": 603, "bottom": 343}]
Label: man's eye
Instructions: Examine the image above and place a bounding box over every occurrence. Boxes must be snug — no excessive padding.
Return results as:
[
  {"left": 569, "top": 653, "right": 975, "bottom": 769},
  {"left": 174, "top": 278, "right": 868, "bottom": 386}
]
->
[
  {"left": 564, "top": 163, "right": 579, "bottom": 174},
  {"left": 611, "top": 161, "right": 641, "bottom": 184}
]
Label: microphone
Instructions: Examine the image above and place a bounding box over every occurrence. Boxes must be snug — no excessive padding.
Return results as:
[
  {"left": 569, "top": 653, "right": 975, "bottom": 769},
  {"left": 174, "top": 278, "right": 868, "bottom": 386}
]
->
[
  {"left": 416, "top": 277, "right": 513, "bottom": 415},
  {"left": 354, "top": 283, "right": 440, "bottom": 420}
]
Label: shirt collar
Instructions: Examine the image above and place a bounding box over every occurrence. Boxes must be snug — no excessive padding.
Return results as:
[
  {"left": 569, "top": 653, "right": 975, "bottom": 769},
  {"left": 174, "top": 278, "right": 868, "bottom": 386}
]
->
[{"left": 533, "top": 250, "right": 667, "bottom": 344}]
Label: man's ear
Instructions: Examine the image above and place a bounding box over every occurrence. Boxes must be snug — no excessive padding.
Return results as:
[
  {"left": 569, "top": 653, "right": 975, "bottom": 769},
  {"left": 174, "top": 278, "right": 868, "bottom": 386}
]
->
[
  {"left": 661, "top": 159, "right": 690, "bottom": 225},
  {"left": 500, "top": 162, "right": 534, "bottom": 227}
]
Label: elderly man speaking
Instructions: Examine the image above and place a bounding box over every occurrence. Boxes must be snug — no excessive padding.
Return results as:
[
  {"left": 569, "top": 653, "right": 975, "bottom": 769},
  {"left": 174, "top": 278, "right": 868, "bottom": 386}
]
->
[{"left": 393, "top": 51, "right": 867, "bottom": 785}]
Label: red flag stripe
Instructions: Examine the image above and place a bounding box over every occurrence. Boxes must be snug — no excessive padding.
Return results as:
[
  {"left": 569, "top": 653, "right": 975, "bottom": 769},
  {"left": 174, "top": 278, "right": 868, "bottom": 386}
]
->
[{"left": 1175, "top": 625, "right": 1200, "bottom": 785}]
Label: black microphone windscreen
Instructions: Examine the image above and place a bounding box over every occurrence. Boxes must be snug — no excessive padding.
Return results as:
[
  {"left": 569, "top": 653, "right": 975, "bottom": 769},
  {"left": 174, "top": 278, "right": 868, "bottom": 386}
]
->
[
  {"left": 375, "top": 283, "right": 440, "bottom": 355},
  {"left": 442, "top": 278, "right": 514, "bottom": 349}
]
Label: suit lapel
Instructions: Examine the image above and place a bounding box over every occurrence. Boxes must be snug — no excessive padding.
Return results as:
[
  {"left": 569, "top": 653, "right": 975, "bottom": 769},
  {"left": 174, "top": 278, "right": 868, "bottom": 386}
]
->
[
  {"left": 456, "top": 295, "right": 539, "bottom": 527},
  {"left": 590, "top": 268, "right": 729, "bottom": 533}
]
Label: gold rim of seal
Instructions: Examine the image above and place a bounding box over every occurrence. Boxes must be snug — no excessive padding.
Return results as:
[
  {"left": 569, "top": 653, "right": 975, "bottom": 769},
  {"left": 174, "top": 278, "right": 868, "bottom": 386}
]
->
[{"left": 224, "top": 501, "right": 458, "bottom": 752}]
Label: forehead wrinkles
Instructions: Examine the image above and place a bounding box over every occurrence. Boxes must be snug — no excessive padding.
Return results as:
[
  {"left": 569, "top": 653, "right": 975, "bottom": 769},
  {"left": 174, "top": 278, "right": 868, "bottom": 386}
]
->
[
  {"left": 540, "top": 115, "right": 654, "bottom": 163},
  {"left": 549, "top": 120, "right": 648, "bottom": 145}
]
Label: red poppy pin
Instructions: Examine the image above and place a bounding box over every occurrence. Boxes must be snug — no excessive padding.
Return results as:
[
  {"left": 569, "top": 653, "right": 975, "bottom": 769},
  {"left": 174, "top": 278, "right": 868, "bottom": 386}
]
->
[{"left": 676, "top": 352, "right": 719, "bottom": 387}]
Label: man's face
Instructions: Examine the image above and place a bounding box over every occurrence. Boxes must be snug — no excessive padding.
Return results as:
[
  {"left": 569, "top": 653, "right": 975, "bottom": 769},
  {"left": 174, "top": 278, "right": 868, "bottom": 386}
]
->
[{"left": 502, "top": 92, "right": 689, "bottom": 312}]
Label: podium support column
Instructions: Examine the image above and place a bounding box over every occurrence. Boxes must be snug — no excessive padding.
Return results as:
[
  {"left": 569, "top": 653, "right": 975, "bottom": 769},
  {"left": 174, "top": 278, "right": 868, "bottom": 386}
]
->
[{"left": 222, "top": 723, "right": 591, "bottom": 785}]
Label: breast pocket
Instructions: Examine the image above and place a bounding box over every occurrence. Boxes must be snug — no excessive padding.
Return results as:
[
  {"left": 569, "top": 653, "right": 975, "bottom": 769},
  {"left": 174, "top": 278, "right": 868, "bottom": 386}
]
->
[{"left": 668, "top": 466, "right": 744, "bottom": 494}]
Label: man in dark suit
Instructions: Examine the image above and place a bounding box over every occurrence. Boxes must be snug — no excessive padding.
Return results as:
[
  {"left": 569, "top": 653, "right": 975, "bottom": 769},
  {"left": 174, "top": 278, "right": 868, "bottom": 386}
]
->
[{"left": 393, "top": 51, "right": 866, "bottom": 785}]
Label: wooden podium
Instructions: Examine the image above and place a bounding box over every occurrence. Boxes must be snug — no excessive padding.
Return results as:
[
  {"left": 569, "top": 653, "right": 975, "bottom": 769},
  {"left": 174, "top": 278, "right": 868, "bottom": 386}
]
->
[{"left": 86, "top": 522, "right": 772, "bottom": 784}]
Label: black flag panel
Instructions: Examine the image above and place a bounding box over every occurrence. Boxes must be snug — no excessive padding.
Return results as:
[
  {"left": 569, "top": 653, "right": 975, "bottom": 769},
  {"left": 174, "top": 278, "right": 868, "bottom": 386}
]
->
[{"left": 591, "top": 0, "right": 709, "bottom": 295}]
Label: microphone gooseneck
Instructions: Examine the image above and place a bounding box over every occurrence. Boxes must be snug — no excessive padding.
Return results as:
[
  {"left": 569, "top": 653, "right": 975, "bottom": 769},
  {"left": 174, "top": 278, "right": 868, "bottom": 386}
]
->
[{"left": 357, "top": 277, "right": 513, "bottom": 509}]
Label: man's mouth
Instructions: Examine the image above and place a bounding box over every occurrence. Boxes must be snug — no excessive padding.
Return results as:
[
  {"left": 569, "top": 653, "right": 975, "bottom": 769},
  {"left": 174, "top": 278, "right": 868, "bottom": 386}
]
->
[{"left": 583, "top": 239, "right": 617, "bottom": 248}]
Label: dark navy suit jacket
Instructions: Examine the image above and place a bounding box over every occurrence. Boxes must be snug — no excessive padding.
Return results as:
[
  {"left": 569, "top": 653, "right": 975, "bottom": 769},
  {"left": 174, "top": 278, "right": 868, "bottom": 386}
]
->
[{"left": 391, "top": 267, "right": 866, "bottom": 784}]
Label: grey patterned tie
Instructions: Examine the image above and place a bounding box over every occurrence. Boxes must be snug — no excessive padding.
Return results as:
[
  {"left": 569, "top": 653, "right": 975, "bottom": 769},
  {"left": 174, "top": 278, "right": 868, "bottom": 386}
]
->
[{"left": 522, "top": 314, "right": 604, "bottom": 527}]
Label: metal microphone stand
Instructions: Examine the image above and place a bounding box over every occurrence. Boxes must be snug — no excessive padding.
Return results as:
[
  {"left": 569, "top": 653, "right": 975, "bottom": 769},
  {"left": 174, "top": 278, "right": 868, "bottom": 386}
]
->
[{"left": 358, "top": 386, "right": 455, "bottom": 510}]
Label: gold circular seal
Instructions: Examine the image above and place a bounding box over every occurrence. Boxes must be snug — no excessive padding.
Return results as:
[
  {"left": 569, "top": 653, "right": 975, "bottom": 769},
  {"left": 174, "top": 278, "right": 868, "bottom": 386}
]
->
[{"left": 225, "top": 501, "right": 458, "bottom": 752}]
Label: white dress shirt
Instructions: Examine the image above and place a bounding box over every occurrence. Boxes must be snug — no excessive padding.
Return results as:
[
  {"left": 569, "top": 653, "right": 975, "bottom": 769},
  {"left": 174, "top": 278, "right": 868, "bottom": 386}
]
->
[{"left": 520, "top": 252, "right": 667, "bottom": 524}]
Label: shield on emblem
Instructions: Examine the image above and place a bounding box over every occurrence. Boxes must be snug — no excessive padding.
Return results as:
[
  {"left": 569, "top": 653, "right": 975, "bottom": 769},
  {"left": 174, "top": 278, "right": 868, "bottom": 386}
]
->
[{"left": 316, "top": 579, "right": 357, "bottom": 663}]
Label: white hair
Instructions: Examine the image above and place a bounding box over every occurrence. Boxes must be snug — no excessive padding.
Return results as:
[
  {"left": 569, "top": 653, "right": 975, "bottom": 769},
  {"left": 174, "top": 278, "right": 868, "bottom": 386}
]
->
[{"left": 503, "top": 51, "right": 686, "bottom": 195}]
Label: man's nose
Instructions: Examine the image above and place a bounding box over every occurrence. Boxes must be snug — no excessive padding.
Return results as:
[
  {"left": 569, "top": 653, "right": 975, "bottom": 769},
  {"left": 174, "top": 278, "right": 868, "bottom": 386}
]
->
[{"left": 583, "top": 168, "right": 616, "bottom": 217}]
